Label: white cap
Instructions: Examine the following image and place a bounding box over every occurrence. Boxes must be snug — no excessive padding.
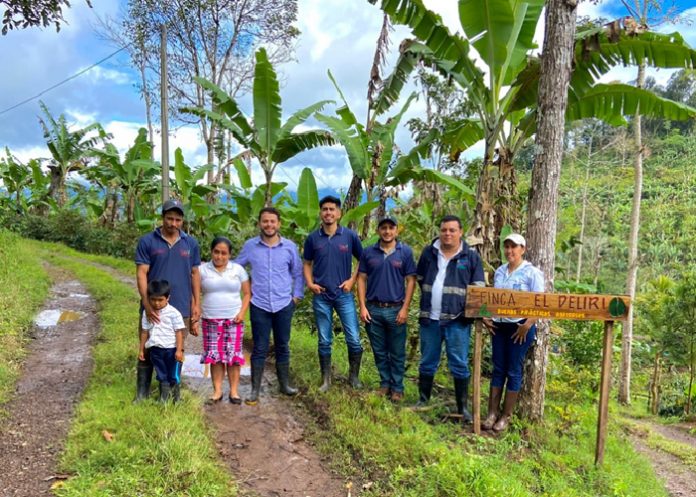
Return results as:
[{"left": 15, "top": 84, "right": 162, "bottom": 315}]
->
[{"left": 503, "top": 233, "right": 526, "bottom": 246}]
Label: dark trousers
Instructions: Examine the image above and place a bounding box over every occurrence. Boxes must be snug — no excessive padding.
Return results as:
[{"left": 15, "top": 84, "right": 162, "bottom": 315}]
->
[
  {"left": 249, "top": 301, "right": 295, "bottom": 363},
  {"left": 148, "top": 346, "right": 181, "bottom": 385},
  {"left": 490, "top": 321, "right": 536, "bottom": 392}
]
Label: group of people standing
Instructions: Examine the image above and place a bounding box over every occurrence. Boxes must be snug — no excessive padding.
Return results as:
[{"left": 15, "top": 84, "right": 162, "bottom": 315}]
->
[{"left": 133, "top": 195, "right": 544, "bottom": 433}]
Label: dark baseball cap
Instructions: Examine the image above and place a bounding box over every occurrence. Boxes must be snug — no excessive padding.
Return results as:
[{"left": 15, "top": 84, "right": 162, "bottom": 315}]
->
[
  {"left": 378, "top": 216, "right": 398, "bottom": 227},
  {"left": 162, "top": 199, "right": 184, "bottom": 215}
]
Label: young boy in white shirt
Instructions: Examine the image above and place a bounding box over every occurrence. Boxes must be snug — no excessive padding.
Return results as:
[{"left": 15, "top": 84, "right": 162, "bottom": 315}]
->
[{"left": 138, "top": 280, "right": 186, "bottom": 403}]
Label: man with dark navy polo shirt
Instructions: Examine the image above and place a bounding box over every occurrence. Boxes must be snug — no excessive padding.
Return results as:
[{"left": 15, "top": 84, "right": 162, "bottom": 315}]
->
[
  {"left": 357, "top": 217, "right": 416, "bottom": 403},
  {"left": 133, "top": 199, "right": 201, "bottom": 402},
  {"left": 303, "top": 195, "right": 364, "bottom": 392}
]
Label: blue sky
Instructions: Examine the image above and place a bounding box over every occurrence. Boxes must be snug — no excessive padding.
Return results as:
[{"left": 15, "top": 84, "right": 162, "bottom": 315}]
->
[{"left": 1, "top": 0, "right": 695, "bottom": 193}]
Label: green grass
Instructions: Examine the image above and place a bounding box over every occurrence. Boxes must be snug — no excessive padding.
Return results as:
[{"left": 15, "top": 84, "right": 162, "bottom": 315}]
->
[
  {"left": 0, "top": 231, "right": 50, "bottom": 406},
  {"left": 41, "top": 248, "right": 236, "bottom": 497},
  {"left": 287, "top": 330, "right": 669, "bottom": 497}
]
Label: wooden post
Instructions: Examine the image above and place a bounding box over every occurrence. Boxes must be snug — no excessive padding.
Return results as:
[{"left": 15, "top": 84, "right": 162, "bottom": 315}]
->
[
  {"left": 595, "top": 320, "right": 614, "bottom": 465},
  {"left": 472, "top": 320, "right": 483, "bottom": 434},
  {"left": 160, "top": 23, "right": 170, "bottom": 203}
]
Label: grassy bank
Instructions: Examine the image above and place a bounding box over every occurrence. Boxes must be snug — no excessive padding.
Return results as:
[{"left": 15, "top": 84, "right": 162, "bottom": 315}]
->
[
  {"left": 288, "top": 329, "right": 668, "bottom": 497},
  {"left": 0, "top": 231, "right": 50, "bottom": 406},
  {"left": 41, "top": 246, "right": 235, "bottom": 497}
]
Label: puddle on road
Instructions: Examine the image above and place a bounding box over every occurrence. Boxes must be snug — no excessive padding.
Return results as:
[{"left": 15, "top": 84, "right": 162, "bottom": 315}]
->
[
  {"left": 34, "top": 309, "right": 86, "bottom": 327},
  {"left": 181, "top": 353, "right": 251, "bottom": 378}
]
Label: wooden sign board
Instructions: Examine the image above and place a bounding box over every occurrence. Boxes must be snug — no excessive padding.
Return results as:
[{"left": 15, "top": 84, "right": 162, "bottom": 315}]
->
[{"left": 465, "top": 286, "right": 630, "bottom": 321}]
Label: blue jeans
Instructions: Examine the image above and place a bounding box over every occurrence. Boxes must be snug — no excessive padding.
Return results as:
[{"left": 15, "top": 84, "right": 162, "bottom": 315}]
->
[
  {"left": 419, "top": 319, "right": 471, "bottom": 379},
  {"left": 149, "top": 347, "right": 181, "bottom": 385},
  {"left": 313, "top": 292, "right": 363, "bottom": 356},
  {"left": 491, "top": 321, "right": 536, "bottom": 392},
  {"left": 366, "top": 304, "right": 407, "bottom": 393},
  {"left": 250, "top": 301, "right": 295, "bottom": 363}
]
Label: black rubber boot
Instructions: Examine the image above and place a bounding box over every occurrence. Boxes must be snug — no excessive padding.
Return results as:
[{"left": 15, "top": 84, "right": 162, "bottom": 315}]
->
[
  {"left": 171, "top": 383, "right": 181, "bottom": 404},
  {"left": 134, "top": 360, "right": 153, "bottom": 403},
  {"left": 245, "top": 360, "right": 265, "bottom": 405},
  {"left": 319, "top": 354, "right": 331, "bottom": 393},
  {"left": 348, "top": 352, "right": 363, "bottom": 389},
  {"left": 276, "top": 362, "right": 298, "bottom": 396},
  {"left": 454, "top": 377, "right": 473, "bottom": 424},
  {"left": 416, "top": 374, "right": 434, "bottom": 406},
  {"left": 158, "top": 382, "right": 172, "bottom": 403}
]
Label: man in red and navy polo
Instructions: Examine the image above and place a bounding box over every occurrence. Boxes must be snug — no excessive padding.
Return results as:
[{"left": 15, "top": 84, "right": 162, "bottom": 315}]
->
[
  {"left": 357, "top": 217, "right": 416, "bottom": 402},
  {"left": 133, "top": 199, "right": 201, "bottom": 402}
]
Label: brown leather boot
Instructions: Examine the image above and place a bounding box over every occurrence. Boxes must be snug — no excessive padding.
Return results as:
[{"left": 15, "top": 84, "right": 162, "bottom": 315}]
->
[
  {"left": 482, "top": 386, "right": 503, "bottom": 430},
  {"left": 493, "top": 391, "right": 519, "bottom": 432}
]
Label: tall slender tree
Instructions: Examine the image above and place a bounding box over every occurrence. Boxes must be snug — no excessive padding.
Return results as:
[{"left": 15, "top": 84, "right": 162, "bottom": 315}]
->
[{"left": 518, "top": 0, "right": 577, "bottom": 420}]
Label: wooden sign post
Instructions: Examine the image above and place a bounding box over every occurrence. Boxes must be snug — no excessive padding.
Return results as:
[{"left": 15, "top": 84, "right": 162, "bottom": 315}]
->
[{"left": 465, "top": 287, "right": 630, "bottom": 465}]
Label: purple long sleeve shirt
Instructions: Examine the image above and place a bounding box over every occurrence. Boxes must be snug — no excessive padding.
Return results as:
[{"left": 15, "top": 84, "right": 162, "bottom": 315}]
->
[{"left": 234, "top": 236, "right": 305, "bottom": 313}]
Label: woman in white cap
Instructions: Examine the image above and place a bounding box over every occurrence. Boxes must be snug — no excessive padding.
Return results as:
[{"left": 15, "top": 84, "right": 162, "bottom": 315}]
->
[{"left": 482, "top": 233, "right": 544, "bottom": 432}]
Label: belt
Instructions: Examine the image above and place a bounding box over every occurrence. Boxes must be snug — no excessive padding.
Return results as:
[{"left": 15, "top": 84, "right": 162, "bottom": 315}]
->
[{"left": 368, "top": 301, "right": 403, "bottom": 308}]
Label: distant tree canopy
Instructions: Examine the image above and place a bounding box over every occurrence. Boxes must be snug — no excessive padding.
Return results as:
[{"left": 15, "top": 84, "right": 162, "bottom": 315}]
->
[{"left": 1, "top": 0, "right": 91, "bottom": 35}]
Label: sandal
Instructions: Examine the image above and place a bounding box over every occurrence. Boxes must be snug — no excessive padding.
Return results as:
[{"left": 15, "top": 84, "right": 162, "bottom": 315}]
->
[
  {"left": 229, "top": 395, "right": 242, "bottom": 405},
  {"left": 205, "top": 395, "right": 223, "bottom": 405}
]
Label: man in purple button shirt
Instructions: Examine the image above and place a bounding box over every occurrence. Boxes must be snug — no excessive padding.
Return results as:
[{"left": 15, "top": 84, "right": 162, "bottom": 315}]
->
[{"left": 235, "top": 207, "right": 304, "bottom": 405}]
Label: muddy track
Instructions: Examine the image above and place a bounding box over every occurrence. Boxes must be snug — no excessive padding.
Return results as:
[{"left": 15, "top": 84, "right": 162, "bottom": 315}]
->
[
  {"left": 0, "top": 265, "right": 99, "bottom": 497},
  {"left": 67, "top": 256, "right": 352, "bottom": 497},
  {"left": 627, "top": 418, "right": 696, "bottom": 497}
]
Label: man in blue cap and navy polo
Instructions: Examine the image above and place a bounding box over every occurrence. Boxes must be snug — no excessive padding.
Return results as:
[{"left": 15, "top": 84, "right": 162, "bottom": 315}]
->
[
  {"left": 357, "top": 216, "right": 417, "bottom": 402},
  {"left": 134, "top": 199, "right": 201, "bottom": 402}
]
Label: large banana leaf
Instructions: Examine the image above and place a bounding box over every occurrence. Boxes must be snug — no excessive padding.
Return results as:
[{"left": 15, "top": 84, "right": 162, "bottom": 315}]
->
[
  {"left": 277, "top": 100, "right": 334, "bottom": 142},
  {"left": 253, "top": 48, "right": 282, "bottom": 156},
  {"left": 459, "top": 0, "right": 519, "bottom": 88},
  {"left": 370, "top": 0, "right": 484, "bottom": 87},
  {"left": 567, "top": 83, "right": 696, "bottom": 126},
  {"left": 440, "top": 119, "right": 485, "bottom": 160},
  {"left": 371, "top": 39, "right": 421, "bottom": 116},
  {"left": 374, "top": 92, "right": 417, "bottom": 181},
  {"left": 573, "top": 30, "right": 696, "bottom": 95},
  {"left": 316, "top": 113, "right": 370, "bottom": 179},
  {"left": 341, "top": 200, "right": 380, "bottom": 226},
  {"left": 296, "top": 167, "right": 319, "bottom": 224},
  {"left": 272, "top": 130, "right": 336, "bottom": 164},
  {"left": 232, "top": 157, "right": 252, "bottom": 189},
  {"left": 182, "top": 106, "right": 254, "bottom": 151},
  {"left": 505, "top": 0, "right": 543, "bottom": 84},
  {"left": 190, "top": 77, "right": 253, "bottom": 138}
]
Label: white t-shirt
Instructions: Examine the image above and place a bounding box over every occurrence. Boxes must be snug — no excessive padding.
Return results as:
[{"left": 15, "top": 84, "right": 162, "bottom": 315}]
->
[
  {"left": 200, "top": 261, "right": 249, "bottom": 319},
  {"left": 429, "top": 240, "right": 463, "bottom": 321},
  {"left": 142, "top": 304, "right": 185, "bottom": 349}
]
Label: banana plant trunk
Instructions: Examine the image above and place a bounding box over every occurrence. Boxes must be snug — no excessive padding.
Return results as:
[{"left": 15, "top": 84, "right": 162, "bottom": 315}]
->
[
  {"left": 519, "top": 0, "right": 577, "bottom": 421},
  {"left": 470, "top": 159, "right": 497, "bottom": 267},
  {"left": 495, "top": 149, "right": 521, "bottom": 239},
  {"left": 343, "top": 174, "right": 363, "bottom": 230},
  {"left": 47, "top": 166, "right": 67, "bottom": 208}
]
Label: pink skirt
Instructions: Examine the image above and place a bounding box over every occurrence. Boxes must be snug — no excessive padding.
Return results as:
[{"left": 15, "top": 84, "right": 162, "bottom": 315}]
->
[{"left": 200, "top": 318, "right": 245, "bottom": 366}]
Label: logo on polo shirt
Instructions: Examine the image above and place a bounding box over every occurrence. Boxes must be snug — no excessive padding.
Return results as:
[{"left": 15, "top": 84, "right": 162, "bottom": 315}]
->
[
  {"left": 456, "top": 260, "right": 468, "bottom": 270},
  {"left": 152, "top": 248, "right": 166, "bottom": 256},
  {"left": 390, "top": 259, "right": 403, "bottom": 268},
  {"left": 179, "top": 249, "right": 191, "bottom": 257},
  {"left": 338, "top": 244, "right": 349, "bottom": 252}
]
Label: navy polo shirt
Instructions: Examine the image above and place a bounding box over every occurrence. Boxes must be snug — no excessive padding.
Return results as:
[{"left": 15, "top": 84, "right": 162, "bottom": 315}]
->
[
  {"left": 135, "top": 228, "right": 201, "bottom": 317},
  {"left": 358, "top": 241, "right": 417, "bottom": 303},
  {"left": 303, "top": 225, "right": 363, "bottom": 300}
]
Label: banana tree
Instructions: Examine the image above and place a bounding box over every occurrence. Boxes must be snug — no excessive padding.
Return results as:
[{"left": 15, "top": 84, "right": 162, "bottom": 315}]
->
[
  {"left": 88, "top": 128, "right": 161, "bottom": 225},
  {"left": 37, "top": 101, "right": 111, "bottom": 207},
  {"left": 318, "top": 71, "right": 474, "bottom": 237},
  {"left": 370, "top": 0, "right": 696, "bottom": 265},
  {"left": 184, "top": 47, "right": 335, "bottom": 207}
]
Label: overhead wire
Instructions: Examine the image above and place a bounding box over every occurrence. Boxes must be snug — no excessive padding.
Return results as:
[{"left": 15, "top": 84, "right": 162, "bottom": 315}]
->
[{"left": 0, "top": 44, "right": 131, "bottom": 117}]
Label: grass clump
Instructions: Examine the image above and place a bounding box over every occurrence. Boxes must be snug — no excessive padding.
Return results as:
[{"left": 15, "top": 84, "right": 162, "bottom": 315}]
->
[
  {"left": 0, "top": 231, "right": 50, "bottom": 406},
  {"left": 43, "top": 248, "right": 235, "bottom": 497}
]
